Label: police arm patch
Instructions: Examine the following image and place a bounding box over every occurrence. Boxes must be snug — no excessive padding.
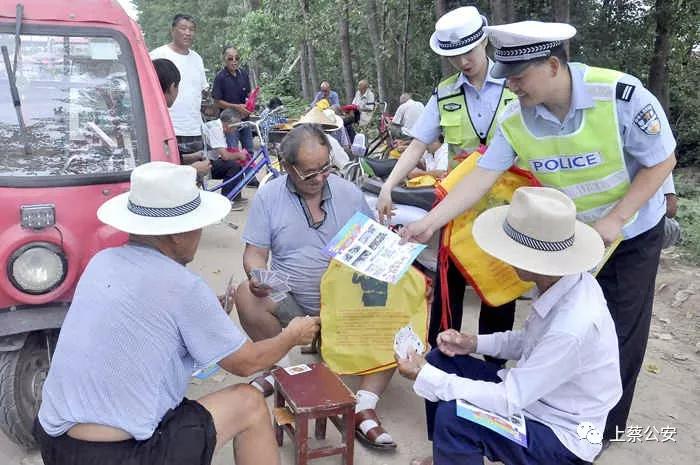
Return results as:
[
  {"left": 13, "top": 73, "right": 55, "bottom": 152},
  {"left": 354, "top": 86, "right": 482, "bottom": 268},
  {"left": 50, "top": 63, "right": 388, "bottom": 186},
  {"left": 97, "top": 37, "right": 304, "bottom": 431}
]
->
[
  {"left": 633, "top": 104, "right": 661, "bottom": 135},
  {"left": 616, "top": 82, "right": 636, "bottom": 102}
]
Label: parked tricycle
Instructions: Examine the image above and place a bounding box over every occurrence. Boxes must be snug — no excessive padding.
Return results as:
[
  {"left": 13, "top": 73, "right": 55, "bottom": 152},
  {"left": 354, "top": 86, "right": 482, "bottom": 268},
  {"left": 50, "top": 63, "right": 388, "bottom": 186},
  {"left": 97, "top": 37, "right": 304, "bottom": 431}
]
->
[{"left": 0, "top": 0, "right": 176, "bottom": 447}]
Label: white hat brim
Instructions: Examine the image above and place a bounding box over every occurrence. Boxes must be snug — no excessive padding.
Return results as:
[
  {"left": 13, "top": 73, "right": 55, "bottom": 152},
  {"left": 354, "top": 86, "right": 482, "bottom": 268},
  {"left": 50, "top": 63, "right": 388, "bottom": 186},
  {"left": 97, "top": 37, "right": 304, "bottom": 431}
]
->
[
  {"left": 429, "top": 31, "right": 486, "bottom": 57},
  {"left": 472, "top": 206, "right": 604, "bottom": 276},
  {"left": 97, "top": 190, "right": 231, "bottom": 235}
]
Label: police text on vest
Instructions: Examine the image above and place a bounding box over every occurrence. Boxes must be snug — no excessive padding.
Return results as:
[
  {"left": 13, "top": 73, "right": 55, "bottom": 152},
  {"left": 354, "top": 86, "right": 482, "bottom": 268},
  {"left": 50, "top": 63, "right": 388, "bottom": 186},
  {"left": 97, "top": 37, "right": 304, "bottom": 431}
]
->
[{"left": 529, "top": 153, "right": 602, "bottom": 173}]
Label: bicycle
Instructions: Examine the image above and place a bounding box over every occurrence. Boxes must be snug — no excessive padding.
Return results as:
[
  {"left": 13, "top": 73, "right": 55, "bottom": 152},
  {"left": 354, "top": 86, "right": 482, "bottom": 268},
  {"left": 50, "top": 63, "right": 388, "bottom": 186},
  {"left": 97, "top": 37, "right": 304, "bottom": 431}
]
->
[
  {"left": 363, "top": 101, "right": 396, "bottom": 159},
  {"left": 206, "top": 106, "right": 284, "bottom": 200}
]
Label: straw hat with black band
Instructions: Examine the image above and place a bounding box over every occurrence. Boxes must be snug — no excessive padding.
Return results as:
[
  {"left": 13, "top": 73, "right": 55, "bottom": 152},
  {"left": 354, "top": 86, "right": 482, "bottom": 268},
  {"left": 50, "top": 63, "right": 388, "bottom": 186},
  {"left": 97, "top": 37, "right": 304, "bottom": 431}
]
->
[
  {"left": 472, "top": 187, "right": 604, "bottom": 276},
  {"left": 97, "top": 162, "right": 231, "bottom": 235}
]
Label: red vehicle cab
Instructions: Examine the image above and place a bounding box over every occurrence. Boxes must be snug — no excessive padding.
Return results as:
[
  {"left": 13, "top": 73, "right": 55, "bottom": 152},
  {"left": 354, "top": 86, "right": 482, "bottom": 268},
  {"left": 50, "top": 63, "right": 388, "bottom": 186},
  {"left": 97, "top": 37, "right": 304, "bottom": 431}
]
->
[{"left": 0, "top": 0, "right": 177, "bottom": 447}]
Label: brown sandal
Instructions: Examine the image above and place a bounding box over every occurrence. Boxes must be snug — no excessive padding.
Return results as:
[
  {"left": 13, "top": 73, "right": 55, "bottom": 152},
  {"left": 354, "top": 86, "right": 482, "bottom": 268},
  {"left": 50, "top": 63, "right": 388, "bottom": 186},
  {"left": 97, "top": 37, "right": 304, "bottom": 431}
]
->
[
  {"left": 354, "top": 408, "right": 397, "bottom": 450},
  {"left": 249, "top": 369, "right": 275, "bottom": 397}
]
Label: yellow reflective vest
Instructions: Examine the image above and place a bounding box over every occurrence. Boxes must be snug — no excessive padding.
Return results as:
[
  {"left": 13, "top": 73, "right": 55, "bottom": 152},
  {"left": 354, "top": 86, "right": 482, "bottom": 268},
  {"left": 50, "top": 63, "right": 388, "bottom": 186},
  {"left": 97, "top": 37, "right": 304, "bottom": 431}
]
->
[
  {"left": 499, "top": 66, "right": 630, "bottom": 225},
  {"left": 437, "top": 72, "right": 515, "bottom": 169}
]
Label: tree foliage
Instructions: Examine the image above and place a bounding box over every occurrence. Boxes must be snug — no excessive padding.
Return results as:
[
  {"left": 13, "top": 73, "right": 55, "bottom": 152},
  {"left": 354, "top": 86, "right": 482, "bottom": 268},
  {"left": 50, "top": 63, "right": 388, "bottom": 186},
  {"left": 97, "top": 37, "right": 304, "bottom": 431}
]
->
[{"left": 133, "top": 0, "right": 699, "bottom": 165}]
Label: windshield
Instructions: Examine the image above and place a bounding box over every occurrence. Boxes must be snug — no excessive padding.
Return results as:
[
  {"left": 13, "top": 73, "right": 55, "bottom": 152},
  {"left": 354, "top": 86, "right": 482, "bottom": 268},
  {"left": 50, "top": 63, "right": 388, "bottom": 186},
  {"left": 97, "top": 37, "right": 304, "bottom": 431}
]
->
[{"left": 0, "top": 30, "right": 143, "bottom": 180}]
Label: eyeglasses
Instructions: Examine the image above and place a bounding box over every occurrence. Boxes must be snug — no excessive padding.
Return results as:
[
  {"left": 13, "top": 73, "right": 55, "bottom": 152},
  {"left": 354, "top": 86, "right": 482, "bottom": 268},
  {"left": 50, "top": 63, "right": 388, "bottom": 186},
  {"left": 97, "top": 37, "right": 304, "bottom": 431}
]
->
[{"left": 291, "top": 159, "right": 333, "bottom": 181}]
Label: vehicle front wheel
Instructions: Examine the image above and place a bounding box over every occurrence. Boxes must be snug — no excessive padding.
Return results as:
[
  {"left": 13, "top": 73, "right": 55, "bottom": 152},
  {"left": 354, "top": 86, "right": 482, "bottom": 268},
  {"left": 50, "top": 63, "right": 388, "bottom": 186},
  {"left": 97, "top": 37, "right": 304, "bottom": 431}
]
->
[{"left": 0, "top": 331, "right": 56, "bottom": 449}]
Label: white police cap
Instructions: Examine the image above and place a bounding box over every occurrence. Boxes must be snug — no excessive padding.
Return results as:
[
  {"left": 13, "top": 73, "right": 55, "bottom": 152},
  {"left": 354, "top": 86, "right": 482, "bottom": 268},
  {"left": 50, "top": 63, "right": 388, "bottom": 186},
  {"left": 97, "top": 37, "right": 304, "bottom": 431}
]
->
[
  {"left": 485, "top": 21, "right": 576, "bottom": 78},
  {"left": 429, "top": 6, "right": 488, "bottom": 57}
]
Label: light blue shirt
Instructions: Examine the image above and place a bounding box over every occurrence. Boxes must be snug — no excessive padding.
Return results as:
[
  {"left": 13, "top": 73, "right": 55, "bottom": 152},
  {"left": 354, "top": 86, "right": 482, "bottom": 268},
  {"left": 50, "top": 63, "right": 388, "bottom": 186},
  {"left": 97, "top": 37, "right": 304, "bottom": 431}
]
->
[
  {"left": 242, "top": 174, "right": 373, "bottom": 315},
  {"left": 479, "top": 63, "right": 676, "bottom": 239},
  {"left": 410, "top": 61, "right": 507, "bottom": 145},
  {"left": 311, "top": 90, "right": 340, "bottom": 109},
  {"left": 39, "top": 244, "right": 247, "bottom": 440}
]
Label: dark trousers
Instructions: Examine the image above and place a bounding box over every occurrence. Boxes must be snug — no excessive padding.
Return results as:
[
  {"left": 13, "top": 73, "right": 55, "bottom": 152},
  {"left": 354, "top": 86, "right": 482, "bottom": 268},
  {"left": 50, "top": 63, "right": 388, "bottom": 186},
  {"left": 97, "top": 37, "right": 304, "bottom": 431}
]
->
[
  {"left": 210, "top": 158, "right": 242, "bottom": 199},
  {"left": 430, "top": 256, "right": 516, "bottom": 365},
  {"left": 225, "top": 126, "right": 254, "bottom": 153},
  {"left": 598, "top": 218, "right": 664, "bottom": 440},
  {"left": 424, "top": 350, "right": 586, "bottom": 465}
]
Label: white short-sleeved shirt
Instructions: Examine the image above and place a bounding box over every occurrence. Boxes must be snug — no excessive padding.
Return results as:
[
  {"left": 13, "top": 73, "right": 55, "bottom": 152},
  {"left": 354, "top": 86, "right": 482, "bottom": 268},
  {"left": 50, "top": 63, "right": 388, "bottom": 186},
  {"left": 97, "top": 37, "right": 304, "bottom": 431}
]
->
[
  {"left": 326, "top": 134, "right": 350, "bottom": 169},
  {"left": 150, "top": 45, "right": 208, "bottom": 136},
  {"left": 392, "top": 99, "right": 425, "bottom": 135},
  {"left": 203, "top": 119, "right": 226, "bottom": 151},
  {"left": 478, "top": 63, "right": 676, "bottom": 239},
  {"left": 662, "top": 175, "right": 675, "bottom": 195},
  {"left": 352, "top": 89, "right": 376, "bottom": 126},
  {"left": 422, "top": 143, "right": 449, "bottom": 172},
  {"left": 410, "top": 61, "right": 507, "bottom": 145}
]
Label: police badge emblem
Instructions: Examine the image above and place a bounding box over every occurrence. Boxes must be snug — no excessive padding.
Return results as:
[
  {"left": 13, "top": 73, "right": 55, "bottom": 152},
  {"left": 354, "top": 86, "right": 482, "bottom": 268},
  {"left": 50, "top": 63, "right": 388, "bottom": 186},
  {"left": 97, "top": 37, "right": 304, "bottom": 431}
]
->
[
  {"left": 634, "top": 104, "right": 661, "bottom": 135},
  {"left": 442, "top": 102, "right": 462, "bottom": 112}
]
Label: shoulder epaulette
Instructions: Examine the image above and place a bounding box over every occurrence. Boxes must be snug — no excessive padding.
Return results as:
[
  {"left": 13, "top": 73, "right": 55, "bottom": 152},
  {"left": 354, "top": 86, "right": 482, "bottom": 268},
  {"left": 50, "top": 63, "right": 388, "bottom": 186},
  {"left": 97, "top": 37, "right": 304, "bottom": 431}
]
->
[{"left": 616, "top": 82, "right": 636, "bottom": 102}]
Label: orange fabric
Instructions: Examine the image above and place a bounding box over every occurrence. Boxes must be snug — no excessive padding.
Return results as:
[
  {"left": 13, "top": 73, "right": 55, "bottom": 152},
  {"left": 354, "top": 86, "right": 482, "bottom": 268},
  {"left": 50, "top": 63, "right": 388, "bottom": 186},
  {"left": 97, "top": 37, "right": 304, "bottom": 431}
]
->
[{"left": 435, "top": 152, "right": 540, "bottom": 327}]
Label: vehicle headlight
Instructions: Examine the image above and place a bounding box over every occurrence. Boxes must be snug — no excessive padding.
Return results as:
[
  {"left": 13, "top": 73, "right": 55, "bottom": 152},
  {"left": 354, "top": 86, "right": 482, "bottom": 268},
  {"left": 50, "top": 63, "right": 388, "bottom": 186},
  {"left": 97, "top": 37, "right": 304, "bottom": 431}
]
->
[{"left": 8, "top": 243, "right": 67, "bottom": 295}]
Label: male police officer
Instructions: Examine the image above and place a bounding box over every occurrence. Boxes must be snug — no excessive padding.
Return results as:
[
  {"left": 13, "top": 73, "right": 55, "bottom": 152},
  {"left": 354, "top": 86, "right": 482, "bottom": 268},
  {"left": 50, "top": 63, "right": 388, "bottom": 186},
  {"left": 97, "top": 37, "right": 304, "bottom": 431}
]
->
[
  {"left": 377, "top": 6, "right": 517, "bottom": 358},
  {"left": 402, "top": 21, "right": 676, "bottom": 444}
]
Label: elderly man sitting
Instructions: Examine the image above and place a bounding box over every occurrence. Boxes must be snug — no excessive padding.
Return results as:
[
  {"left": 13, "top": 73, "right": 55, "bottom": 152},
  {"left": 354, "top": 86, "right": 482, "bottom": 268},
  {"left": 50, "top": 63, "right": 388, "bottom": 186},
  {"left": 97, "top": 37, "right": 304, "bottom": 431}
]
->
[
  {"left": 235, "top": 124, "right": 399, "bottom": 450},
  {"left": 35, "top": 162, "right": 319, "bottom": 465},
  {"left": 397, "top": 187, "right": 622, "bottom": 465}
]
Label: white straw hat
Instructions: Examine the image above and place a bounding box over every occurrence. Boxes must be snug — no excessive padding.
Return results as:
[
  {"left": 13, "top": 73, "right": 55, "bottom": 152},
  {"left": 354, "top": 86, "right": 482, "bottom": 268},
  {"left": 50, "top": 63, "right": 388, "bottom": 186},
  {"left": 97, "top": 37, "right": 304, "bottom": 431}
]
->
[
  {"left": 97, "top": 162, "right": 231, "bottom": 235},
  {"left": 472, "top": 187, "right": 604, "bottom": 276},
  {"left": 429, "top": 6, "right": 488, "bottom": 57},
  {"left": 293, "top": 107, "right": 344, "bottom": 132}
]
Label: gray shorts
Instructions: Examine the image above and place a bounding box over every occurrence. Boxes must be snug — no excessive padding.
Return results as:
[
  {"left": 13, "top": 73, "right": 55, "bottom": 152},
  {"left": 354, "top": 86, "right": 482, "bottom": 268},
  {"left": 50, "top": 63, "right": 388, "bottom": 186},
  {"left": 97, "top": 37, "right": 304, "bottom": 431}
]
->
[{"left": 274, "top": 294, "right": 316, "bottom": 326}]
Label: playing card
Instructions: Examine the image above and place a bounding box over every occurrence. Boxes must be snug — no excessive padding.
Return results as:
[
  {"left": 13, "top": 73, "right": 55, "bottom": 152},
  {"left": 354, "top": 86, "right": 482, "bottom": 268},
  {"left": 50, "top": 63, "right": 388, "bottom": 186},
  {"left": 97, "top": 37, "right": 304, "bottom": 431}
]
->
[
  {"left": 269, "top": 291, "right": 288, "bottom": 303},
  {"left": 394, "top": 325, "right": 425, "bottom": 358},
  {"left": 284, "top": 364, "right": 312, "bottom": 375}
]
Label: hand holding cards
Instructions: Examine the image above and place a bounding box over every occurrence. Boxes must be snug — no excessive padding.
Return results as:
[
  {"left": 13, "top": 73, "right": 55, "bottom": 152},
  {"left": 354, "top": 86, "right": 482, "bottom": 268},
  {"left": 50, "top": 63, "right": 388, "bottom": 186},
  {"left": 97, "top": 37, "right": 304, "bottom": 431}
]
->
[
  {"left": 250, "top": 268, "right": 291, "bottom": 302},
  {"left": 394, "top": 325, "right": 425, "bottom": 359}
]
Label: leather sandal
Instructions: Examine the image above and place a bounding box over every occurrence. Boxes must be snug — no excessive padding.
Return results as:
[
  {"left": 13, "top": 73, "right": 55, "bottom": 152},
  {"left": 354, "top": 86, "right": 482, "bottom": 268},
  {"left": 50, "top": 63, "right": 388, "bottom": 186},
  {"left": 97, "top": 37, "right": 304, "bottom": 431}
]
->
[
  {"left": 354, "top": 408, "right": 397, "bottom": 450},
  {"left": 249, "top": 368, "right": 276, "bottom": 397}
]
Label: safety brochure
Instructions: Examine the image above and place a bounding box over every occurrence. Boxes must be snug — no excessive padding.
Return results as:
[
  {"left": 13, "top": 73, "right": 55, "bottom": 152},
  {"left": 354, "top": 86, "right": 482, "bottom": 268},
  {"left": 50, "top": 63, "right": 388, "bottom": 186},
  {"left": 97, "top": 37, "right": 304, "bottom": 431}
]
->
[
  {"left": 456, "top": 399, "right": 528, "bottom": 447},
  {"left": 324, "top": 212, "right": 426, "bottom": 284}
]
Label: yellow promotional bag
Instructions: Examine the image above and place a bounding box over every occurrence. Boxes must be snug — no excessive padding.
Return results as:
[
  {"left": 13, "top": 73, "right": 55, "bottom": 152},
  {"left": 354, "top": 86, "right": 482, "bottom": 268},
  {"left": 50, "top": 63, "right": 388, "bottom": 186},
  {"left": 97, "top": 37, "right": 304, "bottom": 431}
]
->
[
  {"left": 435, "top": 152, "right": 539, "bottom": 328},
  {"left": 320, "top": 260, "right": 429, "bottom": 375}
]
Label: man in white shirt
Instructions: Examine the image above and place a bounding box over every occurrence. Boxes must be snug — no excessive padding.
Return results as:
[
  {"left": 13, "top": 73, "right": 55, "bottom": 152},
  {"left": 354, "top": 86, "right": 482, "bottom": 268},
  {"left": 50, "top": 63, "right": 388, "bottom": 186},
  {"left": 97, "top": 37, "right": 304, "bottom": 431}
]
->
[
  {"left": 661, "top": 175, "right": 681, "bottom": 248},
  {"left": 391, "top": 93, "right": 425, "bottom": 138},
  {"left": 150, "top": 14, "right": 208, "bottom": 161},
  {"left": 409, "top": 136, "right": 448, "bottom": 180},
  {"left": 351, "top": 80, "right": 376, "bottom": 127},
  {"left": 202, "top": 109, "right": 249, "bottom": 206},
  {"left": 397, "top": 187, "right": 622, "bottom": 465}
]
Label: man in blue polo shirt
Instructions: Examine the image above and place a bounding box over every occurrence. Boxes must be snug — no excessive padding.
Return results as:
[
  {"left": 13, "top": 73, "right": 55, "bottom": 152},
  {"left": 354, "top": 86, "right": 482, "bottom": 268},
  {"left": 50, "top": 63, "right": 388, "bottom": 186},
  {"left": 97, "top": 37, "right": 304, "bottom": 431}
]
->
[{"left": 212, "top": 45, "right": 254, "bottom": 153}]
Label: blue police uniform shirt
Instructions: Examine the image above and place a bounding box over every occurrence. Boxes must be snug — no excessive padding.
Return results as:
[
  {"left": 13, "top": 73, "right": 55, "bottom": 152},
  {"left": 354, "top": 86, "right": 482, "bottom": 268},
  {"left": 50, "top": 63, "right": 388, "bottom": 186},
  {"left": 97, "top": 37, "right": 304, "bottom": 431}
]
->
[
  {"left": 479, "top": 62, "right": 676, "bottom": 239},
  {"left": 410, "top": 60, "right": 507, "bottom": 145}
]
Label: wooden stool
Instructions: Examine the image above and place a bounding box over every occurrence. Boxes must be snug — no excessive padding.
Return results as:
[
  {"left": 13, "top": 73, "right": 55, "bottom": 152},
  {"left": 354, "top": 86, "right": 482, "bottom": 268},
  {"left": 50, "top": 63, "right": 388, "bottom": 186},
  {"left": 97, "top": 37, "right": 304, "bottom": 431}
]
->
[{"left": 272, "top": 362, "right": 356, "bottom": 465}]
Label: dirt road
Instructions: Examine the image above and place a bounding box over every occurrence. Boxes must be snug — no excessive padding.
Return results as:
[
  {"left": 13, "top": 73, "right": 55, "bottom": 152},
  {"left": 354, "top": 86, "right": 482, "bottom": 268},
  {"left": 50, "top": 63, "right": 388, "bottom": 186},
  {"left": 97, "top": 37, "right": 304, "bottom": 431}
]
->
[{"left": 3, "top": 200, "right": 697, "bottom": 464}]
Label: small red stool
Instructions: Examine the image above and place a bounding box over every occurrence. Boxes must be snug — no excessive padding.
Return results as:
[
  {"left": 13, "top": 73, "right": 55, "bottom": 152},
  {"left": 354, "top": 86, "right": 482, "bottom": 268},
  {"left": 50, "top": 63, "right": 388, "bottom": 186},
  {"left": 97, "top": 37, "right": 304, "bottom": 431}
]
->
[{"left": 272, "top": 362, "right": 356, "bottom": 465}]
